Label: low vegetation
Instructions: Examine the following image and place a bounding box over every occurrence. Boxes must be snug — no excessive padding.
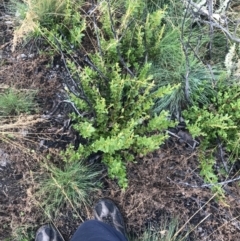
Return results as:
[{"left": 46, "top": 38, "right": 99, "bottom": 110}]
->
[
  {"left": 9, "top": 0, "right": 85, "bottom": 51},
  {"left": 62, "top": 0, "right": 176, "bottom": 189},
  {"left": 2, "top": 0, "right": 240, "bottom": 240},
  {"left": 0, "top": 88, "right": 37, "bottom": 116},
  {"left": 131, "top": 218, "right": 187, "bottom": 241},
  {"left": 37, "top": 161, "right": 102, "bottom": 217}
]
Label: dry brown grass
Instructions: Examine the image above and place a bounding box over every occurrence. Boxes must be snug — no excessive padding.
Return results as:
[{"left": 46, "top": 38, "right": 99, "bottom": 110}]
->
[
  {"left": 0, "top": 114, "right": 47, "bottom": 152},
  {"left": 11, "top": 0, "right": 76, "bottom": 51},
  {"left": 12, "top": 0, "right": 38, "bottom": 51}
]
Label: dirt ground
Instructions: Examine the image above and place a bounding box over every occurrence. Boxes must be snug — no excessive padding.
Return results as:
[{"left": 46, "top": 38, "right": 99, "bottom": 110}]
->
[{"left": 1, "top": 2, "right": 240, "bottom": 241}]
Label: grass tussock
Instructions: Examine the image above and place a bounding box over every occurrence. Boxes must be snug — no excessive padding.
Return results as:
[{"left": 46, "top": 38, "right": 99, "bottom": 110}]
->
[
  {"left": 131, "top": 218, "right": 188, "bottom": 241},
  {"left": 0, "top": 88, "right": 37, "bottom": 116},
  {"left": 10, "top": 0, "right": 85, "bottom": 51},
  {"left": 37, "top": 161, "right": 102, "bottom": 217},
  {"left": 0, "top": 87, "right": 39, "bottom": 148}
]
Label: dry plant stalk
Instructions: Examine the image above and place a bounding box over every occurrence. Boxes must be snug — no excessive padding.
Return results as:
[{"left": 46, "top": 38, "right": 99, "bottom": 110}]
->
[
  {"left": 12, "top": 0, "right": 38, "bottom": 51},
  {"left": 0, "top": 114, "right": 45, "bottom": 129},
  {"left": 0, "top": 114, "right": 46, "bottom": 138}
]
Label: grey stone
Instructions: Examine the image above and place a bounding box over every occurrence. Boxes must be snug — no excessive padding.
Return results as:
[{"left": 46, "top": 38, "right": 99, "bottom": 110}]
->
[{"left": 0, "top": 148, "right": 10, "bottom": 167}]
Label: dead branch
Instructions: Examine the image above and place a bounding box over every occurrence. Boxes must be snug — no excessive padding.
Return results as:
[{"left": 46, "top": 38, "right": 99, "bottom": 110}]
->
[
  {"left": 167, "top": 175, "right": 240, "bottom": 188},
  {"left": 181, "top": 0, "right": 240, "bottom": 43}
]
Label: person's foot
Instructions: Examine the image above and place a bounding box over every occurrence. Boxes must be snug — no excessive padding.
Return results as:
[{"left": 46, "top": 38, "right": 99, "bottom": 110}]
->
[
  {"left": 35, "top": 224, "right": 64, "bottom": 241},
  {"left": 93, "top": 198, "right": 126, "bottom": 237}
]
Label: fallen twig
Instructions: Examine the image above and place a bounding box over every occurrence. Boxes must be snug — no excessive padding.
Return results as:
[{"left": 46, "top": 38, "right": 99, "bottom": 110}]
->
[
  {"left": 42, "top": 100, "right": 85, "bottom": 118},
  {"left": 166, "top": 130, "right": 199, "bottom": 149},
  {"left": 167, "top": 176, "right": 240, "bottom": 188},
  {"left": 217, "top": 137, "right": 229, "bottom": 173}
]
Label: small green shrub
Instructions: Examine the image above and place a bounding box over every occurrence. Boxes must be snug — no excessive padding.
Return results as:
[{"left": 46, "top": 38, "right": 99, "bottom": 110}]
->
[
  {"left": 62, "top": 0, "right": 176, "bottom": 189},
  {"left": 0, "top": 88, "right": 37, "bottom": 116},
  {"left": 183, "top": 79, "right": 240, "bottom": 189},
  {"left": 37, "top": 161, "right": 101, "bottom": 215}
]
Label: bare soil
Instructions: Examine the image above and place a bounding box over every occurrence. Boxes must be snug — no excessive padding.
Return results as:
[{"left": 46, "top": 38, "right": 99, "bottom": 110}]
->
[{"left": 1, "top": 3, "right": 240, "bottom": 241}]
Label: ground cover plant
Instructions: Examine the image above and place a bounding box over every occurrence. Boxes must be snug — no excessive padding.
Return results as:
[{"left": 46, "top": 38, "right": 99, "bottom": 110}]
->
[
  {"left": 0, "top": 86, "right": 39, "bottom": 150},
  {"left": 37, "top": 160, "right": 102, "bottom": 217},
  {"left": 0, "top": 87, "right": 37, "bottom": 116},
  {"left": 9, "top": 0, "right": 85, "bottom": 51},
  {"left": 143, "top": 0, "right": 240, "bottom": 197},
  {"left": 183, "top": 46, "right": 240, "bottom": 193},
  {"left": 62, "top": 0, "right": 177, "bottom": 189},
  {"left": 130, "top": 218, "right": 188, "bottom": 241}
]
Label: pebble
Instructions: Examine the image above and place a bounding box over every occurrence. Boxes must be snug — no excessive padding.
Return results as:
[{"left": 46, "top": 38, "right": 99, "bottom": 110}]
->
[
  {"left": 17, "top": 53, "right": 27, "bottom": 60},
  {"left": 0, "top": 148, "right": 10, "bottom": 167},
  {"left": 5, "top": 21, "right": 13, "bottom": 25},
  {"left": 198, "top": 227, "right": 203, "bottom": 232}
]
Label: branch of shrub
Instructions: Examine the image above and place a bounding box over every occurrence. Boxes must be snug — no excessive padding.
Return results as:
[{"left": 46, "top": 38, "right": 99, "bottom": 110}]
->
[
  {"left": 182, "top": 0, "right": 231, "bottom": 21},
  {"left": 106, "top": 0, "right": 135, "bottom": 78},
  {"left": 200, "top": 20, "right": 240, "bottom": 43},
  {"left": 166, "top": 130, "right": 199, "bottom": 149},
  {"left": 56, "top": 29, "right": 108, "bottom": 82},
  {"left": 167, "top": 176, "right": 240, "bottom": 188},
  {"left": 88, "top": 1, "right": 103, "bottom": 57},
  {"left": 183, "top": 0, "right": 240, "bottom": 43},
  {"left": 180, "top": 0, "right": 191, "bottom": 103},
  {"left": 207, "top": 0, "right": 214, "bottom": 60},
  {"left": 54, "top": 38, "right": 96, "bottom": 118},
  {"left": 217, "top": 137, "right": 229, "bottom": 173},
  {"left": 42, "top": 100, "right": 85, "bottom": 119},
  {"left": 55, "top": 38, "right": 89, "bottom": 98},
  {"left": 82, "top": 55, "right": 109, "bottom": 83},
  {"left": 118, "top": 18, "right": 135, "bottom": 43}
]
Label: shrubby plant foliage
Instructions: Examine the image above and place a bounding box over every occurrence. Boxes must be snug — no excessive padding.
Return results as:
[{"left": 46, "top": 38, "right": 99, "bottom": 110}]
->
[
  {"left": 182, "top": 41, "right": 240, "bottom": 192},
  {"left": 63, "top": 0, "right": 176, "bottom": 188},
  {"left": 183, "top": 77, "right": 240, "bottom": 188}
]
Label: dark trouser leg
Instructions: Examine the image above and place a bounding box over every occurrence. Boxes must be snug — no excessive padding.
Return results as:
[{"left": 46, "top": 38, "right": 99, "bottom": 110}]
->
[{"left": 70, "top": 220, "right": 128, "bottom": 241}]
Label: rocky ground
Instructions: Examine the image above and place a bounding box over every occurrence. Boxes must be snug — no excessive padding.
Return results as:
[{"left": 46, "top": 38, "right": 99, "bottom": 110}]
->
[{"left": 1, "top": 2, "right": 240, "bottom": 241}]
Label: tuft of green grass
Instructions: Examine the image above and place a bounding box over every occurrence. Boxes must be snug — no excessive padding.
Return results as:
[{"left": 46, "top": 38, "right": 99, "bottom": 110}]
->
[
  {"left": 152, "top": 58, "right": 222, "bottom": 115},
  {"left": 10, "top": 0, "right": 85, "bottom": 51},
  {"left": 0, "top": 88, "right": 37, "bottom": 116},
  {"left": 130, "top": 218, "right": 188, "bottom": 241},
  {"left": 37, "top": 161, "right": 102, "bottom": 216},
  {"left": 11, "top": 225, "right": 34, "bottom": 241},
  {"left": 148, "top": 0, "right": 225, "bottom": 117}
]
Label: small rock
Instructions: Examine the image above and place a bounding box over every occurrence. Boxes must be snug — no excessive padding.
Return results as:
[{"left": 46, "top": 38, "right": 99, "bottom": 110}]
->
[
  {"left": 19, "top": 129, "right": 28, "bottom": 137},
  {"left": 17, "top": 53, "right": 27, "bottom": 60},
  {"left": 39, "top": 140, "right": 45, "bottom": 148},
  {"left": 28, "top": 53, "right": 35, "bottom": 58},
  {"left": 198, "top": 227, "right": 203, "bottom": 232},
  {"left": 5, "top": 21, "right": 13, "bottom": 25},
  {"left": 0, "top": 149, "right": 10, "bottom": 167}
]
